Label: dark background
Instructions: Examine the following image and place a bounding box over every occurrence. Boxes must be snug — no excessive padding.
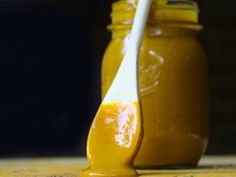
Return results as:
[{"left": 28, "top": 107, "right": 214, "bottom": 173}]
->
[{"left": 0, "top": 0, "right": 235, "bottom": 157}]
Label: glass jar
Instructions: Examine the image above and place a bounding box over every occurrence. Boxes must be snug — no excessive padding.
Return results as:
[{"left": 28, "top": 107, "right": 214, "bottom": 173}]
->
[{"left": 102, "top": 0, "right": 209, "bottom": 168}]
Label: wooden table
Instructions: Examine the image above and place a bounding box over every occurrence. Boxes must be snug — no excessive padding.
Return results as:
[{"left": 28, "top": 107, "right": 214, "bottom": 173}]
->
[{"left": 0, "top": 156, "right": 236, "bottom": 177}]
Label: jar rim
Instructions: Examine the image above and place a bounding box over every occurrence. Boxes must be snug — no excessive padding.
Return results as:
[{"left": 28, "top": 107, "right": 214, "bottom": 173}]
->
[
  {"left": 113, "top": 0, "right": 199, "bottom": 12},
  {"left": 155, "top": 0, "right": 198, "bottom": 12},
  {"left": 109, "top": 0, "right": 202, "bottom": 30}
]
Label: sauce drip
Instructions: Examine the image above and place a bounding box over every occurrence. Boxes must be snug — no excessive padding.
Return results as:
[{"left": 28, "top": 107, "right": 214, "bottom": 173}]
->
[{"left": 81, "top": 102, "right": 142, "bottom": 177}]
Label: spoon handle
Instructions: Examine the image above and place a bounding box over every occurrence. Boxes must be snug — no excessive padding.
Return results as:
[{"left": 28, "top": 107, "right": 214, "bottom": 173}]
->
[
  {"left": 102, "top": 0, "right": 153, "bottom": 103},
  {"left": 129, "top": 0, "right": 153, "bottom": 52}
]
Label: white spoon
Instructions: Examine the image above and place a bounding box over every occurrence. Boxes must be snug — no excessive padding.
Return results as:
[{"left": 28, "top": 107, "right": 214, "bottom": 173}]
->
[
  {"left": 81, "top": 0, "right": 153, "bottom": 177},
  {"left": 103, "top": 0, "right": 152, "bottom": 104}
]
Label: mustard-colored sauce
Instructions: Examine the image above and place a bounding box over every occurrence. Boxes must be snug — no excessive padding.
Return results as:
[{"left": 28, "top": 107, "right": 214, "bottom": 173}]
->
[
  {"left": 102, "top": 0, "right": 209, "bottom": 168},
  {"left": 81, "top": 102, "right": 142, "bottom": 177}
]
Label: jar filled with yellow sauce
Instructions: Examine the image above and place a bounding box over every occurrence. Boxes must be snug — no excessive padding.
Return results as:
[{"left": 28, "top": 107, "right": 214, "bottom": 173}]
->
[{"left": 102, "top": 0, "right": 209, "bottom": 168}]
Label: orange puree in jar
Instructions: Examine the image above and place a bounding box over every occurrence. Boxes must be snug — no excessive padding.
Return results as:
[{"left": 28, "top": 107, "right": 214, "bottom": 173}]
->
[
  {"left": 102, "top": 0, "right": 209, "bottom": 168},
  {"left": 81, "top": 102, "right": 142, "bottom": 177}
]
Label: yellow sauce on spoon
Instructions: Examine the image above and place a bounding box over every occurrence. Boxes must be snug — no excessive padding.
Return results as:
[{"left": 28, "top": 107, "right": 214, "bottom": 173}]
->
[{"left": 81, "top": 102, "right": 142, "bottom": 177}]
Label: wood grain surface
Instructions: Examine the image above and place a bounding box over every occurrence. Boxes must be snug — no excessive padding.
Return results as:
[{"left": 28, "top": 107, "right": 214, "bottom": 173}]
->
[{"left": 0, "top": 156, "right": 236, "bottom": 177}]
